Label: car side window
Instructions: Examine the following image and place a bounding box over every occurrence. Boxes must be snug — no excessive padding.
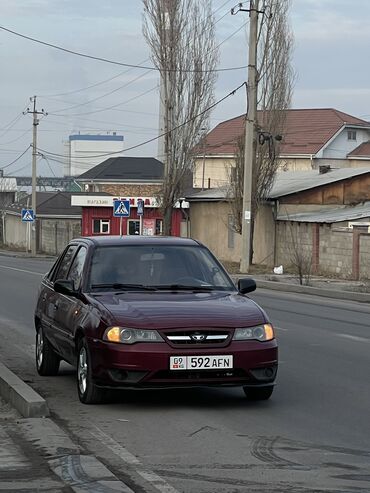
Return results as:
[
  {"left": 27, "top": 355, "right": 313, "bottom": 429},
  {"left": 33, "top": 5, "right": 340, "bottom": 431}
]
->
[
  {"left": 67, "top": 246, "right": 87, "bottom": 290},
  {"left": 53, "top": 245, "right": 78, "bottom": 281}
]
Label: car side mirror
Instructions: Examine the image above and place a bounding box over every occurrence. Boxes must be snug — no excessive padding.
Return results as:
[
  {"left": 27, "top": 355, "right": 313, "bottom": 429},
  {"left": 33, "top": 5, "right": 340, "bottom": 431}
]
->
[
  {"left": 238, "top": 277, "right": 256, "bottom": 294},
  {"left": 54, "top": 279, "right": 77, "bottom": 297}
]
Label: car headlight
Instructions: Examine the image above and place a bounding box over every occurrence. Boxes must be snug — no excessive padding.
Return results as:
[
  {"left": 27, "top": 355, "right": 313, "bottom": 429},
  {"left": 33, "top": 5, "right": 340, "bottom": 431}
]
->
[
  {"left": 233, "top": 323, "right": 274, "bottom": 342},
  {"left": 103, "top": 327, "right": 164, "bottom": 344}
]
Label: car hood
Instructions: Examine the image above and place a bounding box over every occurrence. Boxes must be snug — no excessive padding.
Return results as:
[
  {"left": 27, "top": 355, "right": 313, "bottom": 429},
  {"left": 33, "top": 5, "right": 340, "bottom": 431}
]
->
[{"left": 88, "top": 291, "right": 266, "bottom": 329}]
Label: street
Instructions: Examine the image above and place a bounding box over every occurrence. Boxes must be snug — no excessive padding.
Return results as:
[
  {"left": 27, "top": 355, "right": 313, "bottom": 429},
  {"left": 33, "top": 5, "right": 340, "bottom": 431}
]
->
[{"left": 0, "top": 254, "right": 370, "bottom": 493}]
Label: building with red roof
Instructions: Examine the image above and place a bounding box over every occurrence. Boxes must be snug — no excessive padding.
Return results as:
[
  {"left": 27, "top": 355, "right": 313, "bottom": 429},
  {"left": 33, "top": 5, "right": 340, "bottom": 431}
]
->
[{"left": 194, "top": 108, "right": 370, "bottom": 188}]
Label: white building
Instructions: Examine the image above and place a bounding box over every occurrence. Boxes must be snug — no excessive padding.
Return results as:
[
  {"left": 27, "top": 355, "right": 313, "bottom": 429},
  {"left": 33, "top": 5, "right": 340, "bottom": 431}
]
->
[{"left": 64, "top": 133, "right": 124, "bottom": 177}]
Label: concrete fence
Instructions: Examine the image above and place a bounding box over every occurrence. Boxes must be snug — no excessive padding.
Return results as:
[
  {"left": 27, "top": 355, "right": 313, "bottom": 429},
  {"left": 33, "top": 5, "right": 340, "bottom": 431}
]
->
[{"left": 276, "top": 221, "right": 370, "bottom": 280}]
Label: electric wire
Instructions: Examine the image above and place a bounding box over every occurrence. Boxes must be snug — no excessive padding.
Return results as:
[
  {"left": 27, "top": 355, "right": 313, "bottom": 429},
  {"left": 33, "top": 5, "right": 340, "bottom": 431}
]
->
[
  {"left": 0, "top": 129, "right": 31, "bottom": 146},
  {"left": 48, "top": 85, "right": 159, "bottom": 118},
  {"left": 37, "top": 3, "right": 235, "bottom": 100},
  {"left": 49, "top": 70, "right": 154, "bottom": 114},
  {"left": 38, "top": 81, "right": 246, "bottom": 159},
  {"left": 32, "top": 2, "right": 247, "bottom": 125},
  {"left": 0, "top": 24, "right": 247, "bottom": 73},
  {"left": 1, "top": 145, "right": 31, "bottom": 170}
]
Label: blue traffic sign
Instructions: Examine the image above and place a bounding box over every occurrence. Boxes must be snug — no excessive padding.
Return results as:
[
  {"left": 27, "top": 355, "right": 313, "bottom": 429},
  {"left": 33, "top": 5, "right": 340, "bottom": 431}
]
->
[
  {"left": 21, "top": 208, "right": 35, "bottom": 222},
  {"left": 113, "top": 199, "right": 130, "bottom": 217},
  {"left": 137, "top": 199, "right": 144, "bottom": 216}
]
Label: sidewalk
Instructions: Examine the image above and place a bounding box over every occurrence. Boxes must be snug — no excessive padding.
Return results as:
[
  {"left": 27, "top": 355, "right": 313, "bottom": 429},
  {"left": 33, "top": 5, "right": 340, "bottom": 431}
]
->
[
  {"left": 0, "top": 392, "right": 134, "bottom": 492},
  {"left": 0, "top": 395, "right": 70, "bottom": 492},
  {"left": 0, "top": 248, "right": 56, "bottom": 260},
  {"left": 230, "top": 272, "right": 370, "bottom": 303}
]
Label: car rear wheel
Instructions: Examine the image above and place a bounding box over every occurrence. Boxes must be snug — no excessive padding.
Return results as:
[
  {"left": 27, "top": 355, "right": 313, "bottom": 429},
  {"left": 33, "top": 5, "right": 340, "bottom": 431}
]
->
[
  {"left": 77, "top": 338, "right": 106, "bottom": 404},
  {"left": 36, "top": 325, "right": 60, "bottom": 376},
  {"left": 243, "top": 386, "right": 274, "bottom": 401}
]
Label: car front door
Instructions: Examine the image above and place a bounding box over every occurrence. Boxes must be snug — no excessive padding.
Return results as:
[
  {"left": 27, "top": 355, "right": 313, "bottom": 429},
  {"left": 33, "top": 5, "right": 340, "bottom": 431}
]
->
[
  {"left": 46, "top": 244, "right": 78, "bottom": 359},
  {"left": 52, "top": 245, "right": 88, "bottom": 364}
]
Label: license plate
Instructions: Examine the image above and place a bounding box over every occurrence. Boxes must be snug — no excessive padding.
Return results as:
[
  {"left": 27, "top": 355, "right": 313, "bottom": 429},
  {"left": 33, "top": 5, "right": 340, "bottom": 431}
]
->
[{"left": 170, "top": 355, "right": 233, "bottom": 370}]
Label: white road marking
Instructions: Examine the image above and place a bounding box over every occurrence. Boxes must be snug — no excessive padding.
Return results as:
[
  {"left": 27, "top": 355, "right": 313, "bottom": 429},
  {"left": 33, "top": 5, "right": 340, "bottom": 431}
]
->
[
  {"left": 275, "top": 327, "right": 288, "bottom": 331},
  {"left": 337, "top": 333, "right": 370, "bottom": 343},
  {"left": 0, "top": 265, "right": 44, "bottom": 276},
  {"left": 92, "top": 426, "right": 180, "bottom": 493}
]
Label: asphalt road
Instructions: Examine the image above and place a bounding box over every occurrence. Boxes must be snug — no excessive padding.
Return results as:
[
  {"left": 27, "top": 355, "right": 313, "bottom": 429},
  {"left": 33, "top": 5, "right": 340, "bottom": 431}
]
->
[{"left": 0, "top": 254, "right": 370, "bottom": 493}]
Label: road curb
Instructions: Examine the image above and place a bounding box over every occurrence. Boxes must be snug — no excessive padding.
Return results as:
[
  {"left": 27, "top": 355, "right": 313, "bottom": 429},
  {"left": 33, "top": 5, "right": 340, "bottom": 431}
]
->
[
  {"left": 0, "top": 251, "right": 56, "bottom": 260},
  {"left": 0, "top": 361, "right": 49, "bottom": 418},
  {"left": 255, "top": 279, "right": 370, "bottom": 303}
]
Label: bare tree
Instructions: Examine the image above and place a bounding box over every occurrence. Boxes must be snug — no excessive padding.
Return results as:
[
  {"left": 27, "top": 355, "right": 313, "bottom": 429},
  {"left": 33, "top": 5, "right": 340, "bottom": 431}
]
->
[
  {"left": 143, "top": 0, "right": 218, "bottom": 234},
  {"left": 287, "top": 221, "right": 312, "bottom": 285},
  {"left": 227, "top": 0, "right": 294, "bottom": 261}
]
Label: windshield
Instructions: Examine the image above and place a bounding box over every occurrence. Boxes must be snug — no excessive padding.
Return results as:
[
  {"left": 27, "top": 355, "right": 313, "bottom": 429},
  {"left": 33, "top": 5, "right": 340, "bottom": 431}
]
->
[{"left": 88, "top": 245, "right": 236, "bottom": 291}]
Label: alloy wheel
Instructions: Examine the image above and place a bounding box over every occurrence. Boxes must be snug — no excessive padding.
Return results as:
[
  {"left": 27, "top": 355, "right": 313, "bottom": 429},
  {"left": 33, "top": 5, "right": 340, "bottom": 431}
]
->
[
  {"left": 36, "top": 329, "right": 44, "bottom": 369},
  {"left": 78, "top": 347, "right": 88, "bottom": 395}
]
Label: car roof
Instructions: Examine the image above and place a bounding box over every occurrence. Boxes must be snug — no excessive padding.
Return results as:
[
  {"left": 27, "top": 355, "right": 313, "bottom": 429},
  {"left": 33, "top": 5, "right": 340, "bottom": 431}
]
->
[{"left": 73, "top": 235, "right": 200, "bottom": 247}]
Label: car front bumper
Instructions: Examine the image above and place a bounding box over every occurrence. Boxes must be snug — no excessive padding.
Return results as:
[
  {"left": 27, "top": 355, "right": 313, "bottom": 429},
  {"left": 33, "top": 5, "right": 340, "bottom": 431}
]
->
[{"left": 88, "top": 337, "right": 278, "bottom": 389}]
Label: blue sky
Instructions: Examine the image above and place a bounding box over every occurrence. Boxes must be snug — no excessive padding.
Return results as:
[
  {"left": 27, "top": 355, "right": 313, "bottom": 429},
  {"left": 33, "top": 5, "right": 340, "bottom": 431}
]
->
[{"left": 1, "top": 0, "right": 370, "bottom": 176}]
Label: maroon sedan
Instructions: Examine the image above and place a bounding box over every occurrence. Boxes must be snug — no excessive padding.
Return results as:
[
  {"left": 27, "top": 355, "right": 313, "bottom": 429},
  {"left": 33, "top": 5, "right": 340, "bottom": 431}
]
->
[{"left": 35, "top": 236, "right": 277, "bottom": 404}]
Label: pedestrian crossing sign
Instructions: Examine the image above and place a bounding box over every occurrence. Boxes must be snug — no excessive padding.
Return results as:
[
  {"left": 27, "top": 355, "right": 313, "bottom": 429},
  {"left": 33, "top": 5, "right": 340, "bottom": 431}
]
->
[
  {"left": 21, "top": 208, "right": 35, "bottom": 222},
  {"left": 113, "top": 199, "right": 130, "bottom": 217}
]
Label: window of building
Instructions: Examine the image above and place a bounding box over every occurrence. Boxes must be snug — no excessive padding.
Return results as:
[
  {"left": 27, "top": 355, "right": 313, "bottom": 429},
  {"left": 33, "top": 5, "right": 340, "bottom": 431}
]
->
[
  {"left": 347, "top": 130, "right": 357, "bottom": 141},
  {"left": 156, "top": 219, "right": 163, "bottom": 235},
  {"left": 93, "top": 219, "right": 110, "bottom": 234},
  {"left": 127, "top": 220, "right": 140, "bottom": 235}
]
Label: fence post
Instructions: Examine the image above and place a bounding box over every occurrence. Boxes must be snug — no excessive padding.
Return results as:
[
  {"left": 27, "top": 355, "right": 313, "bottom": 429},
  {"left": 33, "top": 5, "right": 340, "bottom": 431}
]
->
[{"left": 312, "top": 223, "right": 320, "bottom": 274}]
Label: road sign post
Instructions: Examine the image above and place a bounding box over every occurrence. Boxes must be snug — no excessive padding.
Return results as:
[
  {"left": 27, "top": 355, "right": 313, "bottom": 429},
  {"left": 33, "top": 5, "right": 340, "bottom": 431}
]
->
[
  {"left": 137, "top": 199, "right": 144, "bottom": 235},
  {"left": 113, "top": 199, "right": 130, "bottom": 237}
]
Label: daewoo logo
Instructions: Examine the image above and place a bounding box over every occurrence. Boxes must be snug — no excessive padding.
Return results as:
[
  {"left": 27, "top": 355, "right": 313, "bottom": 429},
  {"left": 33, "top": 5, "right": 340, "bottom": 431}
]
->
[{"left": 190, "top": 333, "right": 207, "bottom": 342}]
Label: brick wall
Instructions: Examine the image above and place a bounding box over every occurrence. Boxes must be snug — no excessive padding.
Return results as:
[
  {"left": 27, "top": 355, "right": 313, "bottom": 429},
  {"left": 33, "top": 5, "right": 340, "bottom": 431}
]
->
[
  {"left": 318, "top": 226, "right": 352, "bottom": 278},
  {"left": 276, "top": 221, "right": 313, "bottom": 268},
  {"left": 360, "top": 234, "right": 370, "bottom": 279},
  {"left": 101, "top": 184, "right": 161, "bottom": 197},
  {"left": 276, "top": 221, "right": 360, "bottom": 279}
]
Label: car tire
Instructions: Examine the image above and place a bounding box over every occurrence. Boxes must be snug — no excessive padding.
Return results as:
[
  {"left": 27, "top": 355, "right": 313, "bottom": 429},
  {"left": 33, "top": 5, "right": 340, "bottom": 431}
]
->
[
  {"left": 36, "top": 325, "right": 60, "bottom": 376},
  {"left": 243, "top": 386, "right": 274, "bottom": 401},
  {"left": 77, "top": 338, "right": 106, "bottom": 405}
]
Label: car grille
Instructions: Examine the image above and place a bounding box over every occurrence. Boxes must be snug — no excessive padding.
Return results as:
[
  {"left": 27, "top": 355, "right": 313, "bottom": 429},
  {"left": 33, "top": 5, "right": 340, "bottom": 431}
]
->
[
  {"left": 152, "top": 368, "right": 247, "bottom": 381},
  {"left": 163, "top": 329, "right": 232, "bottom": 346}
]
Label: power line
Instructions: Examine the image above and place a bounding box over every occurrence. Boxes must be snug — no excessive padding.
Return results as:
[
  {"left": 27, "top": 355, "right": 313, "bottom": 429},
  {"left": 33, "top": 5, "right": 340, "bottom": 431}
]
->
[
  {"left": 49, "top": 70, "right": 153, "bottom": 114},
  {"left": 0, "top": 112, "right": 24, "bottom": 140},
  {"left": 5, "top": 157, "right": 41, "bottom": 177},
  {"left": 38, "top": 153, "right": 57, "bottom": 177},
  {"left": 1, "top": 145, "right": 31, "bottom": 170},
  {"left": 0, "top": 129, "right": 31, "bottom": 146},
  {"left": 38, "top": 81, "right": 246, "bottom": 159},
  {"left": 39, "top": 57, "right": 151, "bottom": 98},
  {"left": 36, "top": 1, "right": 240, "bottom": 102},
  {"left": 0, "top": 24, "right": 247, "bottom": 73},
  {"left": 48, "top": 85, "right": 159, "bottom": 118},
  {"left": 215, "top": 20, "right": 249, "bottom": 49}
]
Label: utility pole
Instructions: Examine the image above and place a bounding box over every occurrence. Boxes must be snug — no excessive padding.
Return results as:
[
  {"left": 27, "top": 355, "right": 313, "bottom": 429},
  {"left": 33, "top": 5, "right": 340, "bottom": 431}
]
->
[
  {"left": 232, "top": 1, "right": 262, "bottom": 273},
  {"left": 158, "top": 0, "right": 176, "bottom": 234},
  {"left": 24, "top": 96, "right": 47, "bottom": 255}
]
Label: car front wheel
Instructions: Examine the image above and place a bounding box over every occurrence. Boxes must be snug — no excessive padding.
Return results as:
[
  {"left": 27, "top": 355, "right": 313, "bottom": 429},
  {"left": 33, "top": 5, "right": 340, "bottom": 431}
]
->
[
  {"left": 35, "top": 325, "right": 60, "bottom": 376},
  {"left": 243, "top": 386, "right": 274, "bottom": 401},
  {"left": 77, "top": 338, "right": 106, "bottom": 404}
]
